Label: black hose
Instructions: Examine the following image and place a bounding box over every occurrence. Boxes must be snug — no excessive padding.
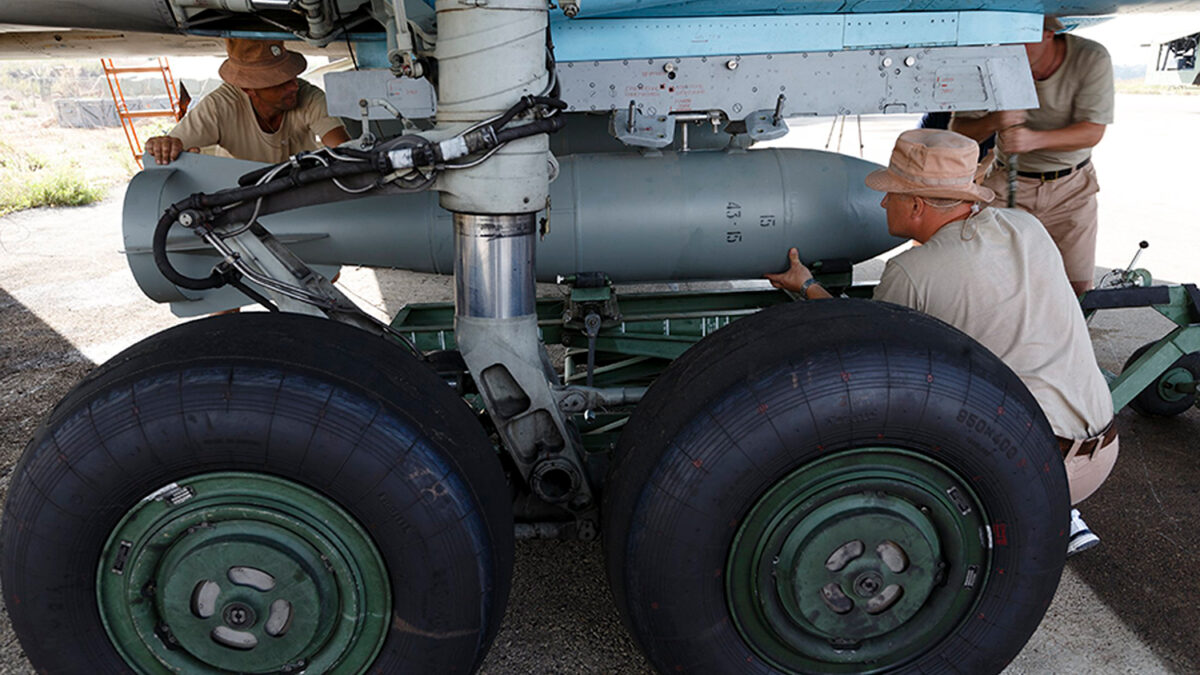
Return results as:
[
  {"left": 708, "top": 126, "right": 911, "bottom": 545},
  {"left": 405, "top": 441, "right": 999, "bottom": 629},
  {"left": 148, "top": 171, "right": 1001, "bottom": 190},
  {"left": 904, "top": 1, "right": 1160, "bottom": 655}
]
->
[
  {"left": 153, "top": 113, "right": 563, "bottom": 291},
  {"left": 531, "top": 96, "right": 568, "bottom": 112},
  {"left": 154, "top": 154, "right": 382, "bottom": 291},
  {"left": 202, "top": 160, "right": 378, "bottom": 209},
  {"left": 237, "top": 164, "right": 282, "bottom": 187},
  {"left": 495, "top": 116, "right": 565, "bottom": 144},
  {"left": 153, "top": 203, "right": 227, "bottom": 290},
  {"left": 491, "top": 96, "right": 534, "bottom": 132}
]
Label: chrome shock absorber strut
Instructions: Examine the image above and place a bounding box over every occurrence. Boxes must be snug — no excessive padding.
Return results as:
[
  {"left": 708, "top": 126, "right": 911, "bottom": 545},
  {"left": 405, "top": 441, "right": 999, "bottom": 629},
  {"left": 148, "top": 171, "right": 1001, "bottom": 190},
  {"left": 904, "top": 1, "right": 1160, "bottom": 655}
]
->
[{"left": 434, "top": 0, "right": 595, "bottom": 514}]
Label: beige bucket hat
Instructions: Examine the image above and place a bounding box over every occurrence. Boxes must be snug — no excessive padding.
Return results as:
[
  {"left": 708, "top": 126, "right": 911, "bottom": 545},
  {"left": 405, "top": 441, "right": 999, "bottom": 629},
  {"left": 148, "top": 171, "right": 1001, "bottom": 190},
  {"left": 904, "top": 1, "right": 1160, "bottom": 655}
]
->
[
  {"left": 865, "top": 129, "right": 995, "bottom": 203},
  {"left": 218, "top": 38, "right": 307, "bottom": 90}
]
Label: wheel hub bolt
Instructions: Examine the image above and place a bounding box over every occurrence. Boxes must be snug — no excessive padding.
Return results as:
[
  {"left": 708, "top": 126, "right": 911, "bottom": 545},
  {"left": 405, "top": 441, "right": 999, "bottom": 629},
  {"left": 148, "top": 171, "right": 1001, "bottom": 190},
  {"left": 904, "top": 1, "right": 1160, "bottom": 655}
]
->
[
  {"left": 853, "top": 571, "right": 884, "bottom": 598},
  {"left": 223, "top": 603, "right": 256, "bottom": 629}
]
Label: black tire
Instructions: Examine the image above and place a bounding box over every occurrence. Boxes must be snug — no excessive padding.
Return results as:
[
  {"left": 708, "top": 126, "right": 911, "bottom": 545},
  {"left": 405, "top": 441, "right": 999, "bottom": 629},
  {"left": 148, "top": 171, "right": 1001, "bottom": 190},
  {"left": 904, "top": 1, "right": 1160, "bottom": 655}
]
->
[
  {"left": 2, "top": 313, "right": 513, "bottom": 674},
  {"left": 604, "top": 299, "right": 1068, "bottom": 674},
  {"left": 1123, "top": 341, "right": 1200, "bottom": 417}
]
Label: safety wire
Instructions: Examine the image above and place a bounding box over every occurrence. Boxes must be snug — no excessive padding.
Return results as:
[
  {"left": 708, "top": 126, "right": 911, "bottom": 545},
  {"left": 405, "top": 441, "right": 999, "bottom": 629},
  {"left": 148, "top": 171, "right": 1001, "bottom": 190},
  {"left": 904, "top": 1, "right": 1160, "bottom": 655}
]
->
[
  {"left": 303, "top": 152, "right": 379, "bottom": 194},
  {"left": 216, "top": 161, "right": 290, "bottom": 239}
]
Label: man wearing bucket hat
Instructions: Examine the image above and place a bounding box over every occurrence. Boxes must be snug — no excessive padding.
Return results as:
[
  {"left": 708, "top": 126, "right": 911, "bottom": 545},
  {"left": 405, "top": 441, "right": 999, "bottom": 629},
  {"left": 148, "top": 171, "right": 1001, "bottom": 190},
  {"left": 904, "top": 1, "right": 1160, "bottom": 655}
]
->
[
  {"left": 951, "top": 15, "right": 1114, "bottom": 297},
  {"left": 767, "top": 128, "right": 1116, "bottom": 556},
  {"left": 145, "top": 38, "right": 350, "bottom": 165}
]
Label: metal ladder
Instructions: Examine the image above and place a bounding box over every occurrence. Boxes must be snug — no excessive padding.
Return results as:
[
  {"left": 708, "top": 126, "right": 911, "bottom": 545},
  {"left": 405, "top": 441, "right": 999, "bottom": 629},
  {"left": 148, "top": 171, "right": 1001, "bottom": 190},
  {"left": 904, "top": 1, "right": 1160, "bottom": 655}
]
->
[{"left": 101, "top": 57, "right": 184, "bottom": 169}]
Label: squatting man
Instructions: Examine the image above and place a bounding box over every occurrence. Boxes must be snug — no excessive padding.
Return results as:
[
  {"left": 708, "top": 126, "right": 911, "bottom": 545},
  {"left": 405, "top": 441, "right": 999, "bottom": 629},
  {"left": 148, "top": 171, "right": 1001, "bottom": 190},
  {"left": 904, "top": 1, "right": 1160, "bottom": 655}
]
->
[{"left": 766, "top": 128, "right": 1117, "bottom": 556}]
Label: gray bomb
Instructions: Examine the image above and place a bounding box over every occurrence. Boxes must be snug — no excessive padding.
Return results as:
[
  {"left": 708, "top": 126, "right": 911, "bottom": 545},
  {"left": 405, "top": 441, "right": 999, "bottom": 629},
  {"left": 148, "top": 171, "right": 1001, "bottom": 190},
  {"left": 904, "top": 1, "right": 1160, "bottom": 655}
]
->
[{"left": 124, "top": 148, "right": 902, "bottom": 314}]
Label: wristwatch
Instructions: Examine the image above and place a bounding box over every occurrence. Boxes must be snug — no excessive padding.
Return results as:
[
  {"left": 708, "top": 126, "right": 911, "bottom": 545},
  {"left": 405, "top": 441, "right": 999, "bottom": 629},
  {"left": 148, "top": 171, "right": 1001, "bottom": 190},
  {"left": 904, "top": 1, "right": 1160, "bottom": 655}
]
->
[{"left": 799, "top": 277, "right": 819, "bottom": 299}]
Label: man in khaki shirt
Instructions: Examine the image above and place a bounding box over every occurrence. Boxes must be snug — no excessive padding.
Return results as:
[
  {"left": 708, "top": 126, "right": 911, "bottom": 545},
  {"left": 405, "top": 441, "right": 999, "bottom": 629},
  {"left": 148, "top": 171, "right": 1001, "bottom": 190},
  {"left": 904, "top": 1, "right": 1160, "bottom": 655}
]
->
[
  {"left": 145, "top": 39, "right": 350, "bottom": 165},
  {"left": 951, "top": 16, "right": 1114, "bottom": 295},
  {"left": 767, "top": 129, "right": 1116, "bottom": 556}
]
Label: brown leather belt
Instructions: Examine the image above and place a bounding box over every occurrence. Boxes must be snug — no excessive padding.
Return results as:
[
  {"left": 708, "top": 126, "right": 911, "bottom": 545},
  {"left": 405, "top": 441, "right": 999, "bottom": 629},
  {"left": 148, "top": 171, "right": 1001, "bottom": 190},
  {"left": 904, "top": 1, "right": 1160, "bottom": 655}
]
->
[{"left": 1057, "top": 419, "right": 1117, "bottom": 459}]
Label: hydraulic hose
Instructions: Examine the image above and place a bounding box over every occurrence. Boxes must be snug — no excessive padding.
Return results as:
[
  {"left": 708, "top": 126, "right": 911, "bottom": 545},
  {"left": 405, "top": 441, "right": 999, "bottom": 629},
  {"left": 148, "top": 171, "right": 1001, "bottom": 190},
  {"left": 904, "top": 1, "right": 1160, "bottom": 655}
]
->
[
  {"left": 153, "top": 201, "right": 227, "bottom": 290},
  {"left": 152, "top": 106, "right": 564, "bottom": 291},
  {"left": 494, "top": 116, "right": 564, "bottom": 144},
  {"left": 152, "top": 160, "right": 382, "bottom": 291}
]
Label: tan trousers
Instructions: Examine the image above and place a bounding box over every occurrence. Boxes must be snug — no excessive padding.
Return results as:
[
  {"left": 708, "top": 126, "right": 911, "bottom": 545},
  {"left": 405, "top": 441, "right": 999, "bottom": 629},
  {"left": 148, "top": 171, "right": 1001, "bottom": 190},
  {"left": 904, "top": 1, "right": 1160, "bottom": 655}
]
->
[
  {"left": 983, "top": 163, "right": 1100, "bottom": 285},
  {"left": 1063, "top": 432, "right": 1118, "bottom": 505}
]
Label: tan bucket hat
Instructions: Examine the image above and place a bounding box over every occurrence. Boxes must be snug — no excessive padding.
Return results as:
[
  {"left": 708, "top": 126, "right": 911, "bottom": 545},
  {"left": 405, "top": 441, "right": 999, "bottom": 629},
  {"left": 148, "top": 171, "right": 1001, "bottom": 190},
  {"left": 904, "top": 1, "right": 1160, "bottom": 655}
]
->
[
  {"left": 1044, "top": 15, "right": 1066, "bottom": 33},
  {"left": 865, "top": 129, "right": 995, "bottom": 203},
  {"left": 218, "top": 39, "right": 307, "bottom": 90}
]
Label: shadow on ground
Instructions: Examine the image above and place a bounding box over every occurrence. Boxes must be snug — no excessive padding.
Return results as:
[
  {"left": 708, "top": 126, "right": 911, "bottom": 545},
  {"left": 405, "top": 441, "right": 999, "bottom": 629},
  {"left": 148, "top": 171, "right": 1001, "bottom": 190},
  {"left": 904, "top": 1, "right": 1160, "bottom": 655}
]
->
[
  {"left": 0, "top": 285, "right": 97, "bottom": 675},
  {"left": 1070, "top": 406, "right": 1200, "bottom": 674}
]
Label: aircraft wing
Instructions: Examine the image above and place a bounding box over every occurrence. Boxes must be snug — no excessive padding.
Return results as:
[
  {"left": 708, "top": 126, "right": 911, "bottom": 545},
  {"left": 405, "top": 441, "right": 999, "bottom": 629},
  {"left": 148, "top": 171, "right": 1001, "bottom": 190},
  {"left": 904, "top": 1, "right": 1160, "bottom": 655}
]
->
[{"left": 0, "top": 1, "right": 1195, "bottom": 59}]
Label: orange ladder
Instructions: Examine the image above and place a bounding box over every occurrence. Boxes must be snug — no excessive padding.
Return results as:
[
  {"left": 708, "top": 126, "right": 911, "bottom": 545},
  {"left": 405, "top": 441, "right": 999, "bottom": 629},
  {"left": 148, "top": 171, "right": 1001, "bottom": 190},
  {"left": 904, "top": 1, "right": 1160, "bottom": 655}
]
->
[{"left": 101, "top": 57, "right": 184, "bottom": 169}]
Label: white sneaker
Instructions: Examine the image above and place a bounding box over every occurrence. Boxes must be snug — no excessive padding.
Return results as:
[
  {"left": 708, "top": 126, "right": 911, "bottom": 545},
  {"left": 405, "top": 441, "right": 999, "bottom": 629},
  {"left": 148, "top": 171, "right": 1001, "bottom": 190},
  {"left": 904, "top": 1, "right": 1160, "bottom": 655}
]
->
[{"left": 1067, "top": 508, "right": 1100, "bottom": 557}]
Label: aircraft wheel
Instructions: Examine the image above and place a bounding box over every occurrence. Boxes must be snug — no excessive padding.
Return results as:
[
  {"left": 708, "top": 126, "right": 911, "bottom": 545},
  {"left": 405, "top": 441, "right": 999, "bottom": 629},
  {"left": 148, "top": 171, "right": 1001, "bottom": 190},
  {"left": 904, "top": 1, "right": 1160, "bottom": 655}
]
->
[
  {"left": 1123, "top": 342, "right": 1200, "bottom": 417},
  {"left": 1, "top": 313, "right": 512, "bottom": 674},
  {"left": 604, "top": 299, "right": 1068, "bottom": 674}
]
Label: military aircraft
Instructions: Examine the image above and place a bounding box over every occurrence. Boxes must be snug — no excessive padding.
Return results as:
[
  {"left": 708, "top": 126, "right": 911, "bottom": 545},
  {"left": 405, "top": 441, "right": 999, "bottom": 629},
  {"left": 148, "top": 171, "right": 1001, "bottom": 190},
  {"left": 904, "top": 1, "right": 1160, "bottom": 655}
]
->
[{"left": 1, "top": 1, "right": 1199, "bottom": 674}]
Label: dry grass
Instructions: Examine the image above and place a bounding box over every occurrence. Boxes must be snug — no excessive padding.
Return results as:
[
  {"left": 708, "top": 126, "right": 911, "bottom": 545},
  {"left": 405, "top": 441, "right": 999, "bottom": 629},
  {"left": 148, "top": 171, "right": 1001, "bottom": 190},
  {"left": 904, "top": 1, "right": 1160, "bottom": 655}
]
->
[
  {"left": 0, "top": 62, "right": 157, "bottom": 216},
  {"left": 0, "top": 141, "right": 107, "bottom": 216}
]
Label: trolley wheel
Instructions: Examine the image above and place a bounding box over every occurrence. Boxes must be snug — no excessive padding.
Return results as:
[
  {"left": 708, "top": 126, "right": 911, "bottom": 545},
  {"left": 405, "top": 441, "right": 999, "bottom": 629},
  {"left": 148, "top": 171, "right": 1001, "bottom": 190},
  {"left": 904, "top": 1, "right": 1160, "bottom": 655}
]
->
[{"left": 1123, "top": 342, "right": 1200, "bottom": 417}]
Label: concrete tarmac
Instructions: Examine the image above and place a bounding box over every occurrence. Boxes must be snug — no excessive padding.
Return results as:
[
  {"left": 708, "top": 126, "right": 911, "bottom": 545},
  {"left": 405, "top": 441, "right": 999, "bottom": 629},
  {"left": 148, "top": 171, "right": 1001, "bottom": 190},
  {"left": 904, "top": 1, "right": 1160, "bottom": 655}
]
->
[{"left": 0, "top": 93, "right": 1197, "bottom": 674}]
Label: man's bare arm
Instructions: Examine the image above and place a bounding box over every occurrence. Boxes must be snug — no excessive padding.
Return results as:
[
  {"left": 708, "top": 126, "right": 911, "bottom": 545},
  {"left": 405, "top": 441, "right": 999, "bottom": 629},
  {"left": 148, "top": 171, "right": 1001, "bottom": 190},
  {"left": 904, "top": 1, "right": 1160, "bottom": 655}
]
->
[
  {"left": 322, "top": 126, "right": 351, "bottom": 148},
  {"left": 949, "top": 110, "right": 1027, "bottom": 143},
  {"left": 999, "top": 121, "right": 1106, "bottom": 155}
]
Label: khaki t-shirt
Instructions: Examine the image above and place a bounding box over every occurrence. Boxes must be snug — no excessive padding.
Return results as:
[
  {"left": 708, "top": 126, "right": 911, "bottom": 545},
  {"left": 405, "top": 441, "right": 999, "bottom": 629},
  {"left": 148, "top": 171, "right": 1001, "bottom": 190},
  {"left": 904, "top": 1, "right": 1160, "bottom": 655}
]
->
[
  {"left": 873, "top": 207, "right": 1112, "bottom": 438},
  {"left": 169, "top": 80, "right": 344, "bottom": 164},
  {"left": 956, "top": 33, "right": 1114, "bottom": 172}
]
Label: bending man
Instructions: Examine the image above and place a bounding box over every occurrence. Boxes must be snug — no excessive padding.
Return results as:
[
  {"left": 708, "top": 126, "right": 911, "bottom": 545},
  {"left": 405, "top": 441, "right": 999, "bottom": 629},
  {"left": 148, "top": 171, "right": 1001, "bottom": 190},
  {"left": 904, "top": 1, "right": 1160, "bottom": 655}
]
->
[
  {"left": 144, "top": 38, "right": 350, "bottom": 165},
  {"left": 767, "top": 129, "right": 1116, "bottom": 556}
]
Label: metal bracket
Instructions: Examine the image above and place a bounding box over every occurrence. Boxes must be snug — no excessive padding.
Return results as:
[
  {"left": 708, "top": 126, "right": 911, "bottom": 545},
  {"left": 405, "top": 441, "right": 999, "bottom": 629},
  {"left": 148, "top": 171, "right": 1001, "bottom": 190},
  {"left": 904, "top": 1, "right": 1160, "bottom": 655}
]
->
[
  {"left": 559, "top": 273, "right": 621, "bottom": 388},
  {"left": 744, "top": 109, "right": 789, "bottom": 142},
  {"left": 559, "top": 272, "right": 621, "bottom": 325},
  {"left": 386, "top": 0, "right": 424, "bottom": 78},
  {"left": 610, "top": 102, "right": 675, "bottom": 148}
]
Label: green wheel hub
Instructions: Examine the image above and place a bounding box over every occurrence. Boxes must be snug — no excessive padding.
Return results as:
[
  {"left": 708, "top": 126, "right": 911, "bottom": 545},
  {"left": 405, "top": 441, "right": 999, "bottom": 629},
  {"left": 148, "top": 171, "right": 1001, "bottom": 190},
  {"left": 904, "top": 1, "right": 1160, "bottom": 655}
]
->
[
  {"left": 97, "top": 473, "right": 391, "bottom": 674},
  {"left": 727, "top": 448, "right": 990, "bottom": 673},
  {"left": 1156, "top": 365, "right": 1195, "bottom": 403}
]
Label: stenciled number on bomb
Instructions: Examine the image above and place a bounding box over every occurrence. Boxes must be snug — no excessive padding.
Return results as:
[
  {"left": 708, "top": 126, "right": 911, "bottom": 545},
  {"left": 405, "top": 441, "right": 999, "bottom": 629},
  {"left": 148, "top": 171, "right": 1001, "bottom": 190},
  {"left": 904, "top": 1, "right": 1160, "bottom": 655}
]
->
[{"left": 725, "top": 201, "right": 742, "bottom": 244}]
